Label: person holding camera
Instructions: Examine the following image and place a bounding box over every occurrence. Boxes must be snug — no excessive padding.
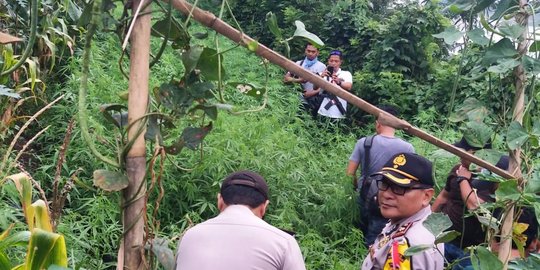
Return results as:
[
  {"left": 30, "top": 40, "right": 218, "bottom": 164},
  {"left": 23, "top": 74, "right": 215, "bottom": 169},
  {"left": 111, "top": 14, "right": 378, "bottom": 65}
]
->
[
  {"left": 316, "top": 50, "right": 353, "bottom": 120},
  {"left": 283, "top": 44, "right": 326, "bottom": 117}
]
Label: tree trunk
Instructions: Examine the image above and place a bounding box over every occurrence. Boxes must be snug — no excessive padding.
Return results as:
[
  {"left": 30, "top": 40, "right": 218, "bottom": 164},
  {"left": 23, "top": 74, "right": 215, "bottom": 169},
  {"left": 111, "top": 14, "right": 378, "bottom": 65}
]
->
[
  {"left": 498, "top": 1, "right": 528, "bottom": 268},
  {"left": 121, "top": 0, "right": 151, "bottom": 268},
  {"left": 166, "top": 0, "right": 514, "bottom": 180}
]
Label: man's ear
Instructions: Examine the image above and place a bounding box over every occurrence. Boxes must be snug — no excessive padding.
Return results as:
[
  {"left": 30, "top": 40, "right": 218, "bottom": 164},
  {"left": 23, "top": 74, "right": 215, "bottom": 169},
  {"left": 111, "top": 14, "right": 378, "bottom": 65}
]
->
[
  {"left": 423, "top": 189, "right": 435, "bottom": 207},
  {"left": 255, "top": 200, "right": 270, "bottom": 218},
  {"left": 217, "top": 193, "right": 226, "bottom": 212}
]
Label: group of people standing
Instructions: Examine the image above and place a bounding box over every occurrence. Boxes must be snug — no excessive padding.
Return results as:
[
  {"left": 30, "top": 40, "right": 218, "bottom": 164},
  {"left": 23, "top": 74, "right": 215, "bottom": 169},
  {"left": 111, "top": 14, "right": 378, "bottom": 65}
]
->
[
  {"left": 172, "top": 44, "right": 539, "bottom": 269},
  {"left": 283, "top": 44, "right": 352, "bottom": 120}
]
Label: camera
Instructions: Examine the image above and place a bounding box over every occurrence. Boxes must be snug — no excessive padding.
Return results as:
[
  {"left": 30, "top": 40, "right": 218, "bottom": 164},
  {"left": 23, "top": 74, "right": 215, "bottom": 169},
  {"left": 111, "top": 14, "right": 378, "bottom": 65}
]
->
[{"left": 326, "top": 66, "right": 334, "bottom": 76}]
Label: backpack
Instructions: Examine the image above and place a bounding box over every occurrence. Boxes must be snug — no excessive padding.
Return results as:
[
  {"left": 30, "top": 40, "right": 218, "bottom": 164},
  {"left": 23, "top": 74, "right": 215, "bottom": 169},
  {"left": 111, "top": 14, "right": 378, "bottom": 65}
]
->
[{"left": 359, "top": 135, "right": 383, "bottom": 217}]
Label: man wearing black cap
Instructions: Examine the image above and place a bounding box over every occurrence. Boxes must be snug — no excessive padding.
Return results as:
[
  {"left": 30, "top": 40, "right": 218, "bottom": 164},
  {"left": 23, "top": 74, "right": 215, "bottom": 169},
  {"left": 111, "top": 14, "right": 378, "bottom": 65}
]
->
[
  {"left": 361, "top": 153, "right": 444, "bottom": 270},
  {"left": 175, "top": 170, "right": 306, "bottom": 270},
  {"left": 316, "top": 50, "right": 353, "bottom": 119}
]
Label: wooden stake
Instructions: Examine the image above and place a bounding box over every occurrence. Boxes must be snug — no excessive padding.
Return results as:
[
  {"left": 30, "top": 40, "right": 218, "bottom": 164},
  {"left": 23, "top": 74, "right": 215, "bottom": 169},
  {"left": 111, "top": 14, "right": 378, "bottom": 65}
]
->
[
  {"left": 498, "top": 1, "right": 528, "bottom": 268},
  {"left": 122, "top": 0, "right": 151, "bottom": 268}
]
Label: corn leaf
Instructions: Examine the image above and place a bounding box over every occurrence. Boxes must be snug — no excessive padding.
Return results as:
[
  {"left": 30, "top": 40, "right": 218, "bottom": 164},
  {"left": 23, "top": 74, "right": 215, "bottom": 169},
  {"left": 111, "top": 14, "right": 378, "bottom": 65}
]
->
[{"left": 25, "top": 228, "right": 68, "bottom": 270}]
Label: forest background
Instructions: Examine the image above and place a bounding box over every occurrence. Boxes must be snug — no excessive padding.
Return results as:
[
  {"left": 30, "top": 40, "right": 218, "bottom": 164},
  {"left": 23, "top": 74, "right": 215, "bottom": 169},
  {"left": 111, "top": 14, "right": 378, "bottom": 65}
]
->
[{"left": 1, "top": 0, "right": 540, "bottom": 269}]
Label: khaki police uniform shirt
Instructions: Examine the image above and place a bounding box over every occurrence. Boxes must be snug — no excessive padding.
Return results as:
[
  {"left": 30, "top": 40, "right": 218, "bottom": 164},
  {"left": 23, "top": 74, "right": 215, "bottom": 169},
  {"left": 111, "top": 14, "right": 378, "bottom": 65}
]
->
[
  {"left": 361, "top": 206, "right": 444, "bottom": 270},
  {"left": 176, "top": 205, "right": 306, "bottom": 270}
]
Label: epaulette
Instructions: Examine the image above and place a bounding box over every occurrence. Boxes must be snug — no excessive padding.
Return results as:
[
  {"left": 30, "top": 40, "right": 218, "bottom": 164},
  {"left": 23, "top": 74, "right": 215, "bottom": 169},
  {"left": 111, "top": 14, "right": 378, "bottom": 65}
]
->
[{"left": 392, "top": 222, "right": 413, "bottom": 239}]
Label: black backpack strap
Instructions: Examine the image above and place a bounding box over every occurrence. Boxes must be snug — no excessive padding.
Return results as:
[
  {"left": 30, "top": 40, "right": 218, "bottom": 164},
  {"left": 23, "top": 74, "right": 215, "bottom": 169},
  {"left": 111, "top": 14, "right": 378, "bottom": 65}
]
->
[
  {"left": 359, "top": 135, "right": 376, "bottom": 200},
  {"left": 362, "top": 135, "right": 376, "bottom": 179}
]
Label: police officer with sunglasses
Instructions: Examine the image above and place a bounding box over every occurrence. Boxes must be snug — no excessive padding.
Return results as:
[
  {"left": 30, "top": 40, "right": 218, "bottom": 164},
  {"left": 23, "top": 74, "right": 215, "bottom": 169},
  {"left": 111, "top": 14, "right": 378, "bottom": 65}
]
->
[{"left": 361, "top": 153, "right": 444, "bottom": 270}]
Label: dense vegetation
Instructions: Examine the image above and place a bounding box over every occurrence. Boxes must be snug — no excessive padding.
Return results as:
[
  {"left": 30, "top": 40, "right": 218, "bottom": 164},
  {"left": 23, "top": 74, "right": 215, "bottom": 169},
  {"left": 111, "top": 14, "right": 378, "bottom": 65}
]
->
[{"left": 1, "top": 0, "right": 540, "bottom": 269}]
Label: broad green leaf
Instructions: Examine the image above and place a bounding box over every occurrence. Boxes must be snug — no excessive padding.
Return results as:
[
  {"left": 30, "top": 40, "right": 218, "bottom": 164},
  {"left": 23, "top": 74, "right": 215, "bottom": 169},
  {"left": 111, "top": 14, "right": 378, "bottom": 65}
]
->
[
  {"left": 152, "top": 18, "right": 190, "bottom": 50},
  {"left": 32, "top": 200, "right": 53, "bottom": 232},
  {"left": 190, "top": 104, "right": 218, "bottom": 120},
  {"left": 423, "top": 212, "right": 452, "bottom": 237},
  {"left": 525, "top": 171, "right": 540, "bottom": 194},
  {"left": 495, "top": 180, "right": 520, "bottom": 201},
  {"left": 181, "top": 46, "right": 204, "bottom": 76},
  {"left": 197, "top": 47, "right": 225, "bottom": 81},
  {"left": 26, "top": 228, "right": 68, "bottom": 269},
  {"left": 0, "top": 85, "right": 20, "bottom": 98},
  {"left": 93, "top": 170, "right": 129, "bottom": 192},
  {"left": 447, "top": 0, "right": 475, "bottom": 13},
  {"left": 181, "top": 123, "right": 213, "bottom": 150},
  {"left": 471, "top": 246, "right": 503, "bottom": 270},
  {"left": 449, "top": 98, "right": 488, "bottom": 122},
  {"left": 187, "top": 81, "right": 215, "bottom": 99},
  {"left": 474, "top": 149, "right": 503, "bottom": 167},
  {"left": 432, "top": 26, "right": 463, "bottom": 45},
  {"left": 266, "top": 12, "right": 283, "bottom": 40},
  {"left": 482, "top": 38, "right": 518, "bottom": 66},
  {"left": 435, "top": 230, "right": 460, "bottom": 244},
  {"left": 475, "top": 209, "right": 500, "bottom": 232},
  {"left": 403, "top": 244, "right": 432, "bottom": 256},
  {"left": 506, "top": 121, "right": 529, "bottom": 150},
  {"left": 146, "top": 238, "right": 175, "bottom": 270},
  {"left": 499, "top": 24, "right": 525, "bottom": 40},
  {"left": 462, "top": 121, "right": 493, "bottom": 148},
  {"left": 487, "top": 58, "right": 520, "bottom": 74},
  {"left": 529, "top": 41, "right": 540, "bottom": 52},
  {"left": 522, "top": 55, "right": 540, "bottom": 75},
  {"left": 490, "top": 0, "right": 518, "bottom": 20},
  {"left": 293, "top": 21, "right": 324, "bottom": 48},
  {"left": 467, "top": 28, "right": 489, "bottom": 46},
  {"left": 532, "top": 119, "right": 540, "bottom": 136},
  {"left": 99, "top": 104, "right": 128, "bottom": 128}
]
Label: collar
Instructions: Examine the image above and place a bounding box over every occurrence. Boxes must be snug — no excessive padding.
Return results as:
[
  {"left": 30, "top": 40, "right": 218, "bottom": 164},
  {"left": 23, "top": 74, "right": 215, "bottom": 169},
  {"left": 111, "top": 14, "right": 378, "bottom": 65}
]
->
[
  {"left": 389, "top": 206, "right": 431, "bottom": 228},
  {"left": 221, "top": 204, "right": 256, "bottom": 216}
]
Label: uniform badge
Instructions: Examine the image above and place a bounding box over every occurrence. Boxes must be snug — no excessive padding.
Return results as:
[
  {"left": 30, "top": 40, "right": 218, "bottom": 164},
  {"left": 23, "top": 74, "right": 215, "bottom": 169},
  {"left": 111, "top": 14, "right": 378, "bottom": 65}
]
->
[{"left": 393, "top": 154, "right": 406, "bottom": 168}]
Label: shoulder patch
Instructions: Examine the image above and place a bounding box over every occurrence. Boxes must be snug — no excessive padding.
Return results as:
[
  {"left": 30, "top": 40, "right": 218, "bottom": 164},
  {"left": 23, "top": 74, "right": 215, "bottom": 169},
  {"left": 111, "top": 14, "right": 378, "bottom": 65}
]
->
[{"left": 392, "top": 222, "right": 413, "bottom": 239}]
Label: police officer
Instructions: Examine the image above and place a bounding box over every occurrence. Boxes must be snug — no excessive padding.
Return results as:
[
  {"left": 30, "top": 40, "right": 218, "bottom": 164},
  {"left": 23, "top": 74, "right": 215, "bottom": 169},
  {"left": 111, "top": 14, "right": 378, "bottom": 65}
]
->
[{"left": 361, "top": 153, "right": 444, "bottom": 270}]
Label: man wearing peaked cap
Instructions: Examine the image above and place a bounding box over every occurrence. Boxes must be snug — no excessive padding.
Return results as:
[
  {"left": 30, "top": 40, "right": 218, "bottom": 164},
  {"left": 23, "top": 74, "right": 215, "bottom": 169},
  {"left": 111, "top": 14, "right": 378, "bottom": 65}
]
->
[
  {"left": 361, "top": 153, "right": 444, "bottom": 270},
  {"left": 175, "top": 170, "right": 306, "bottom": 270}
]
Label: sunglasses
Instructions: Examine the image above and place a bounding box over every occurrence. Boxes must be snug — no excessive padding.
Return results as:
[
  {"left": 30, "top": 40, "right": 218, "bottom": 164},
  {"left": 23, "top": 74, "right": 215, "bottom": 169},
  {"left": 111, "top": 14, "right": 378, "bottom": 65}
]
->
[{"left": 374, "top": 177, "right": 431, "bottom": 196}]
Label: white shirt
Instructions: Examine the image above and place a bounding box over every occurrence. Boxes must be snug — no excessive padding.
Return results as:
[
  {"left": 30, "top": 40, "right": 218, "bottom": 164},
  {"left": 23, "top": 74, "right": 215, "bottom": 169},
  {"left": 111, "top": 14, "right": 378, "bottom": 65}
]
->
[
  {"left": 176, "top": 205, "right": 306, "bottom": 270},
  {"left": 317, "top": 68, "right": 353, "bottom": 119}
]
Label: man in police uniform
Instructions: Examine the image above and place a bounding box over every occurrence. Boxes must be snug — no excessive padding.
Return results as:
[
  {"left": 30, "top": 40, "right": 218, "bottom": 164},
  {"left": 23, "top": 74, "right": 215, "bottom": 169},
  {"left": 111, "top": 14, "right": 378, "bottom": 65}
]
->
[{"left": 361, "top": 153, "right": 444, "bottom": 270}]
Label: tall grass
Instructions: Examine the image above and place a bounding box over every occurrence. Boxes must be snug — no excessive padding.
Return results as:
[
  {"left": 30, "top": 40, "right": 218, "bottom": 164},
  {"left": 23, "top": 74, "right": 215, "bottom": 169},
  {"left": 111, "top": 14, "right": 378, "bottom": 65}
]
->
[{"left": 2, "top": 20, "right": 468, "bottom": 269}]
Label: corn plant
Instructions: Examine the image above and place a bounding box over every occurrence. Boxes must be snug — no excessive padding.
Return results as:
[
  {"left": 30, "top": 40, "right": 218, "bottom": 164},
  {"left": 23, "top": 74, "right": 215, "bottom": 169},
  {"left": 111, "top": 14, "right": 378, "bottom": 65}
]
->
[{"left": 0, "top": 173, "right": 69, "bottom": 270}]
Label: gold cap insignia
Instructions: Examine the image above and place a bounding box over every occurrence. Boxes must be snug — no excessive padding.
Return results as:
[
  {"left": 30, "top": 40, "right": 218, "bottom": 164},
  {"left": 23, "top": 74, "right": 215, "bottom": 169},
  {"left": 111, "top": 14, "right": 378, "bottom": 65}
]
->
[{"left": 393, "top": 154, "right": 406, "bottom": 168}]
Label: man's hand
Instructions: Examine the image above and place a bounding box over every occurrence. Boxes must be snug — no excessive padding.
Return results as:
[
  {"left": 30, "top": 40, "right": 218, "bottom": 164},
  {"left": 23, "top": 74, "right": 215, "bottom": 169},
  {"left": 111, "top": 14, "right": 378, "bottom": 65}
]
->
[{"left": 455, "top": 165, "right": 472, "bottom": 180}]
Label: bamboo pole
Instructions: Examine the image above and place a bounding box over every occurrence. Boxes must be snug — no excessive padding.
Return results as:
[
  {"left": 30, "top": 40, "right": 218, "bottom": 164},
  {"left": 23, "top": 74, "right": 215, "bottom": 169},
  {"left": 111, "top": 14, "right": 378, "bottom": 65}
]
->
[
  {"left": 122, "top": 0, "right": 151, "bottom": 268},
  {"left": 498, "top": 0, "right": 528, "bottom": 267},
  {"left": 166, "top": 0, "right": 514, "bottom": 180}
]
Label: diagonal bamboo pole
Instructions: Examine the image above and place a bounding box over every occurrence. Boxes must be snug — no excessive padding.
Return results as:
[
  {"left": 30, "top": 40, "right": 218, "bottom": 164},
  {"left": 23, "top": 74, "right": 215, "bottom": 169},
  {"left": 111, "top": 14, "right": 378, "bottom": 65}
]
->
[{"left": 166, "top": 0, "right": 514, "bottom": 180}]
